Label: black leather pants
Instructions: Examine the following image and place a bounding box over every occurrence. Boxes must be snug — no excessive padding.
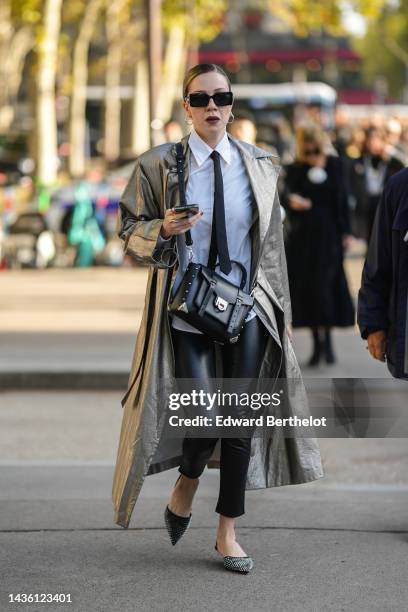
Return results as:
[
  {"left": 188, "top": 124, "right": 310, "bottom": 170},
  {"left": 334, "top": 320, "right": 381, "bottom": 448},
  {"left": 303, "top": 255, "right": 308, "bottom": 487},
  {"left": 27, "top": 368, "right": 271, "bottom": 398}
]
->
[{"left": 171, "top": 315, "right": 269, "bottom": 518}]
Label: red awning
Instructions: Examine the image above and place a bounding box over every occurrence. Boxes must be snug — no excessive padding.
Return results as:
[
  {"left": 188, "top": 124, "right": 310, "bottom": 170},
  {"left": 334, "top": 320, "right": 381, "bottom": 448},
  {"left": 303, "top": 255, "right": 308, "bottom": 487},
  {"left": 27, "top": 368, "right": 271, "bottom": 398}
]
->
[
  {"left": 197, "top": 48, "right": 361, "bottom": 63},
  {"left": 337, "top": 89, "right": 376, "bottom": 104}
]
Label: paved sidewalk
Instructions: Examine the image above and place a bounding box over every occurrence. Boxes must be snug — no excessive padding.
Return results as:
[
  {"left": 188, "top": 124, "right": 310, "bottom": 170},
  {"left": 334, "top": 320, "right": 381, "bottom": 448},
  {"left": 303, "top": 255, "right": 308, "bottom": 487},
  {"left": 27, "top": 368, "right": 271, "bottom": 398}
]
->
[
  {"left": 1, "top": 263, "right": 406, "bottom": 611},
  {"left": 1, "top": 463, "right": 408, "bottom": 612},
  {"left": 1, "top": 391, "right": 408, "bottom": 611},
  {"left": 0, "top": 261, "right": 390, "bottom": 386},
  {"left": 1, "top": 267, "right": 142, "bottom": 388}
]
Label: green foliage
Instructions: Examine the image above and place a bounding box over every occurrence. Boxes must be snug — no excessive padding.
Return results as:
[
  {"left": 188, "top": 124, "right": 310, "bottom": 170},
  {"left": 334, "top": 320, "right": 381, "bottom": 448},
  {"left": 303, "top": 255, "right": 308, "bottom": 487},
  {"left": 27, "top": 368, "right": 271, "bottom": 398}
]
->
[
  {"left": 162, "top": 0, "right": 228, "bottom": 43},
  {"left": 353, "top": 0, "right": 408, "bottom": 100},
  {"left": 349, "top": 0, "right": 385, "bottom": 19},
  {"left": 262, "top": 0, "right": 387, "bottom": 35},
  {"left": 10, "top": 0, "right": 42, "bottom": 25},
  {"left": 265, "top": 0, "right": 343, "bottom": 36},
  {"left": 62, "top": 0, "right": 86, "bottom": 24}
]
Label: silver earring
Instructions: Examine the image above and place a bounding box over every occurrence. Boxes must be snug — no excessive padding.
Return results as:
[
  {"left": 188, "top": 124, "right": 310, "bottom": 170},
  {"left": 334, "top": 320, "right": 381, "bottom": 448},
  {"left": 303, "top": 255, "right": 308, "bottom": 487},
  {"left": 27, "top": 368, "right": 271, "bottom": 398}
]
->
[
  {"left": 227, "top": 112, "right": 235, "bottom": 124},
  {"left": 185, "top": 116, "right": 193, "bottom": 125}
]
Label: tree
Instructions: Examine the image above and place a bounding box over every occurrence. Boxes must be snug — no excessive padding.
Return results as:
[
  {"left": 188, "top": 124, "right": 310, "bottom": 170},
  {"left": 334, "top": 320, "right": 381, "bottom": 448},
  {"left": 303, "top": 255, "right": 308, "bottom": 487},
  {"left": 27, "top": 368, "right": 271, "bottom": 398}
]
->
[
  {"left": 104, "top": 0, "right": 131, "bottom": 164},
  {"left": 129, "top": 0, "right": 228, "bottom": 153},
  {"left": 3, "top": 0, "right": 393, "bottom": 182},
  {"left": 262, "top": 0, "right": 386, "bottom": 35},
  {"left": 69, "top": 0, "right": 104, "bottom": 177},
  {"left": 36, "top": 0, "right": 63, "bottom": 185},
  {"left": 353, "top": 0, "right": 408, "bottom": 101},
  {"left": 0, "top": 1, "right": 40, "bottom": 133},
  {"left": 158, "top": 0, "right": 227, "bottom": 120},
  {"left": 154, "top": 0, "right": 390, "bottom": 130}
]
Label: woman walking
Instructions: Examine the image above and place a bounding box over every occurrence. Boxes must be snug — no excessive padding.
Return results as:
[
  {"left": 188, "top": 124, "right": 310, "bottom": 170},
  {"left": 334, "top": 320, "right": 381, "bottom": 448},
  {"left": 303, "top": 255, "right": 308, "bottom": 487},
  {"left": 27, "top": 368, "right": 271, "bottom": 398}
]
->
[
  {"left": 281, "top": 124, "right": 355, "bottom": 366},
  {"left": 112, "top": 64, "right": 323, "bottom": 574},
  {"left": 348, "top": 126, "right": 404, "bottom": 244}
]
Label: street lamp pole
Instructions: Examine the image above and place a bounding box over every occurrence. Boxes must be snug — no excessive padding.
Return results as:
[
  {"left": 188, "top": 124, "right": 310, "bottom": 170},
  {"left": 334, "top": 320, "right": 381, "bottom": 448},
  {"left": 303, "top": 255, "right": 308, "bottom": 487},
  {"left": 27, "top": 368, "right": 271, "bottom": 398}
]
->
[{"left": 146, "top": 0, "right": 162, "bottom": 147}]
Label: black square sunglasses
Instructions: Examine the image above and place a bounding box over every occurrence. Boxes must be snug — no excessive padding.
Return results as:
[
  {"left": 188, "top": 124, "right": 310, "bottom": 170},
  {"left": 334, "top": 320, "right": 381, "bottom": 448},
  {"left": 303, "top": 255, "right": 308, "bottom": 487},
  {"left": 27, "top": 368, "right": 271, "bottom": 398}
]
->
[
  {"left": 304, "top": 147, "right": 321, "bottom": 156},
  {"left": 184, "top": 91, "right": 234, "bottom": 107}
]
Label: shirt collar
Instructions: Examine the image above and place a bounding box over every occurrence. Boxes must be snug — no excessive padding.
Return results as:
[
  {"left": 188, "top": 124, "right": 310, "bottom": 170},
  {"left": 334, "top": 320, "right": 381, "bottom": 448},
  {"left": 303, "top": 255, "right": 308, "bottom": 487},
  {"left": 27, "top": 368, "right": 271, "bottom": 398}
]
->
[{"left": 188, "top": 128, "right": 231, "bottom": 167}]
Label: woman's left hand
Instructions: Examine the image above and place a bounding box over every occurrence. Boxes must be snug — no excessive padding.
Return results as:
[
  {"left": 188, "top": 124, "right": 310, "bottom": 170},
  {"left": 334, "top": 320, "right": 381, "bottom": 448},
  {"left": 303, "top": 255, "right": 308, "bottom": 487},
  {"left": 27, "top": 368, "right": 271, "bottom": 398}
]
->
[{"left": 288, "top": 194, "right": 312, "bottom": 211}]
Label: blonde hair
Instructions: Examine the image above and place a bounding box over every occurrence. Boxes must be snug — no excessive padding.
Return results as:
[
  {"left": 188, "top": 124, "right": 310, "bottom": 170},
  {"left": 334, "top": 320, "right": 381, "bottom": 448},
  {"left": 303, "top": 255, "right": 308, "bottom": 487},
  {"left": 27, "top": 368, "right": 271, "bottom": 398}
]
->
[
  {"left": 295, "top": 124, "right": 326, "bottom": 163},
  {"left": 182, "top": 64, "right": 231, "bottom": 99}
]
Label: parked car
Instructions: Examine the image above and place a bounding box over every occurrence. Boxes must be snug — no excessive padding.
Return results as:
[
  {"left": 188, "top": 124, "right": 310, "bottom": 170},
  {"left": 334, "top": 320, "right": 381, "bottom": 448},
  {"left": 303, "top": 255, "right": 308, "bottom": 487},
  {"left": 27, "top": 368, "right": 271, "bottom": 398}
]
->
[
  {"left": 1, "top": 212, "right": 56, "bottom": 269},
  {"left": 0, "top": 132, "right": 34, "bottom": 185}
]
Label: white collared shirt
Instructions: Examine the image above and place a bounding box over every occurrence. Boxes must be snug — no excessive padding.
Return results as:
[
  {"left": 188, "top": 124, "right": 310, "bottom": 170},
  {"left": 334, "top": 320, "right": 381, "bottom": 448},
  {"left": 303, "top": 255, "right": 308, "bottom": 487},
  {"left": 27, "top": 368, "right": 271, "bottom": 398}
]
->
[{"left": 160, "top": 127, "right": 257, "bottom": 334}]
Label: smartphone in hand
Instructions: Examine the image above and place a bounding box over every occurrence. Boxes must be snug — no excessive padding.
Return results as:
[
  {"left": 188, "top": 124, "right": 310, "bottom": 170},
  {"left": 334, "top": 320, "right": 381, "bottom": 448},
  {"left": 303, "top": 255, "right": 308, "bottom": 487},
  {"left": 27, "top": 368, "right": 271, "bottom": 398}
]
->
[{"left": 173, "top": 204, "right": 199, "bottom": 216}]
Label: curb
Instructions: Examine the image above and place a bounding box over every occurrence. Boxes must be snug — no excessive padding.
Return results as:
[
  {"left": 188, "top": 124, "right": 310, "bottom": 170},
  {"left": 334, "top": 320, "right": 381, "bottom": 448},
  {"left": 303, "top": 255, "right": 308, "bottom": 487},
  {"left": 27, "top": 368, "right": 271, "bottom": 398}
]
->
[{"left": 0, "top": 372, "right": 128, "bottom": 390}]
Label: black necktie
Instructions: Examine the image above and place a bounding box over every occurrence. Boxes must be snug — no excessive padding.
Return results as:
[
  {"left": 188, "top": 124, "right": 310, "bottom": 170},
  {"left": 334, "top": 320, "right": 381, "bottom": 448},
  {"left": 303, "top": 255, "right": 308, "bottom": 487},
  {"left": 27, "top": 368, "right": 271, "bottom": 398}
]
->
[{"left": 208, "top": 150, "right": 232, "bottom": 275}]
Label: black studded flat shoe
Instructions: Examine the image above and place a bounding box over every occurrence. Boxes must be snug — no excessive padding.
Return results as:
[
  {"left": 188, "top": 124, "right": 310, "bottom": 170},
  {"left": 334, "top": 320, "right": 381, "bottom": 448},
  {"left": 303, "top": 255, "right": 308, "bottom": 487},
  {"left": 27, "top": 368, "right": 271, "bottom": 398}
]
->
[
  {"left": 214, "top": 541, "right": 254, "bottom": 574},
  {"left": 164, "top": 474, "right": 192, "bottom": 546}
]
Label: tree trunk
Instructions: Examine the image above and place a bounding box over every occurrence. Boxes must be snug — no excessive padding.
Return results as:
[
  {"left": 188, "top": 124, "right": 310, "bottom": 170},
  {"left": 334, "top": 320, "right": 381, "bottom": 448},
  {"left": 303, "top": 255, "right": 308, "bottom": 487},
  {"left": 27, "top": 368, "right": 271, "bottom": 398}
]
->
[
  {"left": 131, "top": 56, "right": 150, "bottom": 155},
  {"left": 157, "top": 24, "right": 186, "bottom": 124},
  {"left": 69, "top": 0, "right": 104, "bottom": 177},
  {"left": 0, "top": 27, "right": 34, "bottom": 133},
  {"left": 0, "top": 1, "right": 13, "bottom": 129},
  {"left": 104, "top": 0, "right": 127, "bottom": 164},
  {"left": 0, "top": 2, "right": 34, "bottom": 133},
  {"left": 36, "top": 0, "right": 63, "bottom": 185}
]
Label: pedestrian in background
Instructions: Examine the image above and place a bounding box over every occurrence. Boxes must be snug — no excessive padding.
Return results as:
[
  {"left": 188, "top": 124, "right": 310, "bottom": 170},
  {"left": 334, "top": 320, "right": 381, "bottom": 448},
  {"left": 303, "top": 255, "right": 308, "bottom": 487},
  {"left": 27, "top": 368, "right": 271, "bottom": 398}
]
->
[
  {"left": 280, "top": 124, "right": 355, "bottom": 366},
  {"left": 163, "top": 119, "right": 184, "bottom": 143},
  {"left": 385, "top": 118, "right": 406, "bottom": 166},
  {"left": 67, "top": 180, "right": 106, "bottom": 267},
  {"left": 227, "top": 110, "right": 257, "bottom": 145},
  {"left": 228, "top": 112, "right": 285, "bottom": 220},
  {"left": 348, "top": 126, "right": 404, "bottom": 244},
  {"left": 358, "top": 167, "right": 408, "bottom": 380}
]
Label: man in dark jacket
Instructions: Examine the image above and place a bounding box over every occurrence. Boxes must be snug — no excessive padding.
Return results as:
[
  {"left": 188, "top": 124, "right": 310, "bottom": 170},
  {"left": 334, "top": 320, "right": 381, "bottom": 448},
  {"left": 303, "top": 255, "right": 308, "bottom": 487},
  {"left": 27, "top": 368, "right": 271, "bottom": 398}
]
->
[{"left": 357, "top": 168, "right": 408, "bottom": 380}]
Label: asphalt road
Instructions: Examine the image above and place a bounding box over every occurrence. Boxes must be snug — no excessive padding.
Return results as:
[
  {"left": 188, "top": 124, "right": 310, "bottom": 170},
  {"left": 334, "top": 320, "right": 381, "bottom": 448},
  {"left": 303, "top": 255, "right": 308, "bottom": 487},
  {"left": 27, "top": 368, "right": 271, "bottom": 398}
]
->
[
  {"left": 1, "top": 265, "right": 407, "bottom": 612},
  {"left": 1, "top": 389, "right": 408, "bottom": 612}
]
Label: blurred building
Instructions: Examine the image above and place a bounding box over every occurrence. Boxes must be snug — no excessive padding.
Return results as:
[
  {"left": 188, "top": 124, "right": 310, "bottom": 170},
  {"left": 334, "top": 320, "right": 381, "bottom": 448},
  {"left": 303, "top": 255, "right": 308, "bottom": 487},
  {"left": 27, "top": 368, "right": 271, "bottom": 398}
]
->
[
  {"left": 2, "top": 6, "right": 383, "bottom": 175},
  {"left": 197, "top": 9, "right": 376, "bottom": 106}
]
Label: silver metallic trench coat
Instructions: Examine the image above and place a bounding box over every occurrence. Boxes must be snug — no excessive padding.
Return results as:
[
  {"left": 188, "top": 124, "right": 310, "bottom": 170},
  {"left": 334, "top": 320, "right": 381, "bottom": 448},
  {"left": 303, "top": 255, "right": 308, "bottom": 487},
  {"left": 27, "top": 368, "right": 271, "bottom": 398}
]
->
[{"left": 112, "top": 133, "right": 324, "bottom": 529}]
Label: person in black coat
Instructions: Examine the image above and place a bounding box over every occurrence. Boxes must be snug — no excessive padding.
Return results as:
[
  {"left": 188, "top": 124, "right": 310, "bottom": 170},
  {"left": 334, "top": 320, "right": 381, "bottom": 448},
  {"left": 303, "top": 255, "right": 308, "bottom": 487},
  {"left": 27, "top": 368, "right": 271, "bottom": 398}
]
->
[
  {"left": 281, "top": 124, "right": 355, "bottom": 366},
  {"left": 348, "top": 126, "right": 404, "bottom": 245},
  {"left": 357, "top": 167, "right": 408, "bottom": 380}
]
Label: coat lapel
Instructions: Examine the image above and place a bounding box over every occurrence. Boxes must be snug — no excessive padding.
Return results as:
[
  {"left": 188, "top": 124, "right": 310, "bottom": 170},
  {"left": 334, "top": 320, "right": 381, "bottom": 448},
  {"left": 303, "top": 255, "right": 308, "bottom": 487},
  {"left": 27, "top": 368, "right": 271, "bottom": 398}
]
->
[
  {"left": 230, "top": 135, "right": 280, "bottom": 244},
  {"left": 228, "top": 136, "right": 281, "bottom": 287}
]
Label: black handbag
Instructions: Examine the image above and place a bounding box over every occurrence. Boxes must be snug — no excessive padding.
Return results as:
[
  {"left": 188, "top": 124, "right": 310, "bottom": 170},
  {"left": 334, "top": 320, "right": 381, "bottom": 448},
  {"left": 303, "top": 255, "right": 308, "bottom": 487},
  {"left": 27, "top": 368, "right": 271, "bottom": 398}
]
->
[{"left": 168, "top": 142, "right": 254, "bottom": 344}]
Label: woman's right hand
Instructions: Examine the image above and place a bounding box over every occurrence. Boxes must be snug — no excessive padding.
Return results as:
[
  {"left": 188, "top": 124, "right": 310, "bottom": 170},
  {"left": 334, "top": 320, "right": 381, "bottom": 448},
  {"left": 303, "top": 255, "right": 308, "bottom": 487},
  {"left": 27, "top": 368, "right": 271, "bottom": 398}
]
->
[{"left": 160, "top": 208, "right": 203, "bottom": 239}]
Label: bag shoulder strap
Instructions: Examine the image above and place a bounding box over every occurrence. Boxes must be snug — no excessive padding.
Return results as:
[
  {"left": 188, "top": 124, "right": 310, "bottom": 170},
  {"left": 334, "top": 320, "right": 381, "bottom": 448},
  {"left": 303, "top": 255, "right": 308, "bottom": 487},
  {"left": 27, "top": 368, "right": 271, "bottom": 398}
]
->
[
  {"left": 175, "top": 142, "right": 187, "bottom": 207},
  {"left": 175, "top": 142, "right": 192, "bottom": 248}
]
